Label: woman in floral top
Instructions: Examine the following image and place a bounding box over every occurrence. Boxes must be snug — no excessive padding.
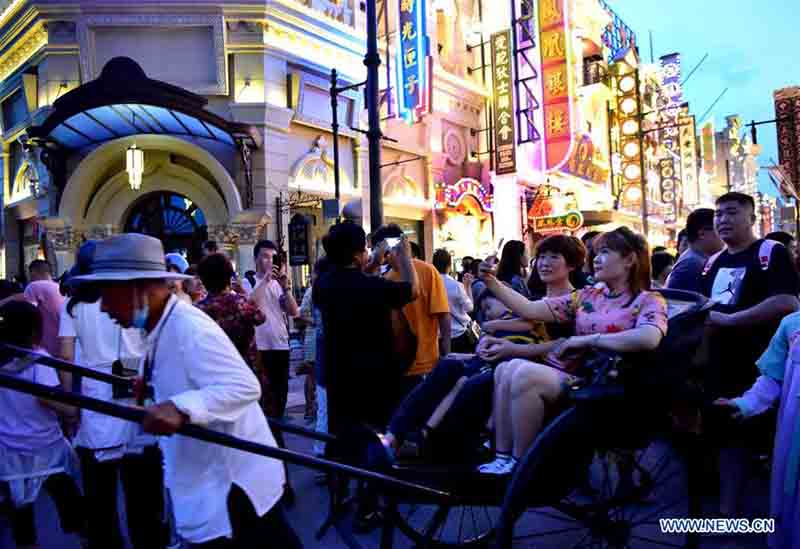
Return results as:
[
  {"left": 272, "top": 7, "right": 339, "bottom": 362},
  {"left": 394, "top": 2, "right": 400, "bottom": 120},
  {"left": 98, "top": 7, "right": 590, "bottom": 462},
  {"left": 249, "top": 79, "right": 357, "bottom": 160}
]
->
[
  {"left": 478, "top": 227, "right": 668, "bottom": 474},
  {"left": 196, "top": 253, "right": 266, "bottom": 370}
]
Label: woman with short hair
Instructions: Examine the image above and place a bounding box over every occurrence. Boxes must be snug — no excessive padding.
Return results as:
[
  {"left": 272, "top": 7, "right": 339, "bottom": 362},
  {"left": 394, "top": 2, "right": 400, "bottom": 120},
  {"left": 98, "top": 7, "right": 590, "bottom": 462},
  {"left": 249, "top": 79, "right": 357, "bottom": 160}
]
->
[{"left": 196, "top": 253, "right": 265, "bottom": 370}]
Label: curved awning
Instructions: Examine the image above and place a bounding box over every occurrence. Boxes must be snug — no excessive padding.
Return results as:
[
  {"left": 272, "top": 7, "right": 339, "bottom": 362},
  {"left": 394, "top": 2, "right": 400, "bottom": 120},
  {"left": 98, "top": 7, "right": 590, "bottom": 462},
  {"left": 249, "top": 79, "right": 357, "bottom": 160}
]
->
[{"left": 28, "top": 57, "right": 261, "bottom": 150}]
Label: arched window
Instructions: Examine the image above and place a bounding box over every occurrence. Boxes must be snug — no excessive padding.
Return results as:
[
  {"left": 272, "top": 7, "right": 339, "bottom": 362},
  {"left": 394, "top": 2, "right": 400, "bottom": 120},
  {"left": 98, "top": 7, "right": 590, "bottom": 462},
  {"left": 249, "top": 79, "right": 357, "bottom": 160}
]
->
[{"left": 125, "top": 191, "right": 207, "bottom": 255}]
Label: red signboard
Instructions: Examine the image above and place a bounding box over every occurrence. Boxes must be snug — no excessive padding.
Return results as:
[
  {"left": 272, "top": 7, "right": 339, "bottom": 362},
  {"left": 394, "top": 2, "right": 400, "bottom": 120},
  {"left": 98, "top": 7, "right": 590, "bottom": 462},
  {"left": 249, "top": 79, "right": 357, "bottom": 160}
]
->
[{"left": 538, "top": 0, "right": 574, "bottom": 171}]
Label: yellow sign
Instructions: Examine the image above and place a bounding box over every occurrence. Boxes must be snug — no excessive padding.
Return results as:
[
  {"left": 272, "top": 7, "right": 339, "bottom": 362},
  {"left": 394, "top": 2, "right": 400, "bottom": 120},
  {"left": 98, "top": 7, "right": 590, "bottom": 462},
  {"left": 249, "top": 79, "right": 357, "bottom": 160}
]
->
[{"left": 533, "top": 211, "right": 584, "bottom": 233}]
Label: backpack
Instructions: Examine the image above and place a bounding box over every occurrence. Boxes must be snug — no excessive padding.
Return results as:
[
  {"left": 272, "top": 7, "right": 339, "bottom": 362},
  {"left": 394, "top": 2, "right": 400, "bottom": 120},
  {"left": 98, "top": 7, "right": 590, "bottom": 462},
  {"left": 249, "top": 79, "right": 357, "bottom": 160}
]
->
[{"left": 701, "top": 239, "right": 780, "bottom": 278}]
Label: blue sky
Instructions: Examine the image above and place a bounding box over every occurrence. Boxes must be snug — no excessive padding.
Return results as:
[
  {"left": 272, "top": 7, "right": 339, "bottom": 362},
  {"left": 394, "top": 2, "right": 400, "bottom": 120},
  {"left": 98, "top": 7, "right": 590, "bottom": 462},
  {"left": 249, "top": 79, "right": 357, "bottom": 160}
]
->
[{"left": 610, "top": 0, "right": 799, "bottom": 196}]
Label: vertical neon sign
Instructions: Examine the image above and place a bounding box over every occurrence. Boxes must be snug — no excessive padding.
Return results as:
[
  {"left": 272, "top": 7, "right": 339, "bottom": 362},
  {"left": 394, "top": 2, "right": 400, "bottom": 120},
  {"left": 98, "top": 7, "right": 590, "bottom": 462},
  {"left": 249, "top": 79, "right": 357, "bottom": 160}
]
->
[
  {"left": 396, "top": 0, "right": 429, "bottom": 124},
  {"left": 538, "top": 0, "right": 575, "bottom": 171},
  {"left": 491, "top": 30, "right": 516, "bottom": 175}
]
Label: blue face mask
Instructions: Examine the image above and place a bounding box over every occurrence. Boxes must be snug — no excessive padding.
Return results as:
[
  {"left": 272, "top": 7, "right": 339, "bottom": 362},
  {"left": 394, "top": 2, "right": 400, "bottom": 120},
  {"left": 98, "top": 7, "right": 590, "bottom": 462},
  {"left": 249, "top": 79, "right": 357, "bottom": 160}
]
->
[{"left": 131, "top": 289, "right": 149, "bottom": 330}]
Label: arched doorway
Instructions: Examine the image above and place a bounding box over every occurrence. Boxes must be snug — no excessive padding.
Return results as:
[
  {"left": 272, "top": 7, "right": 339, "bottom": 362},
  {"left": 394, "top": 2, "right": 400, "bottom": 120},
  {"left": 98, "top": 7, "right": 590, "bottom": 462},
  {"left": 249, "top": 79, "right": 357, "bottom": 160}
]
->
[{"left": 124, "top": 191, "right": 208, "bottom": 258}]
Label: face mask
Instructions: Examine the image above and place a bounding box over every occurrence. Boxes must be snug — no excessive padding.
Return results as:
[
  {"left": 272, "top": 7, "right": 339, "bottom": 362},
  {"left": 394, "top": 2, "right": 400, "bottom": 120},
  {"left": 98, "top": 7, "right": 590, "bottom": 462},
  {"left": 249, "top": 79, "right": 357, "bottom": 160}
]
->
[{"left": 132, "top": 287, "right": 149, "bottom": 330}]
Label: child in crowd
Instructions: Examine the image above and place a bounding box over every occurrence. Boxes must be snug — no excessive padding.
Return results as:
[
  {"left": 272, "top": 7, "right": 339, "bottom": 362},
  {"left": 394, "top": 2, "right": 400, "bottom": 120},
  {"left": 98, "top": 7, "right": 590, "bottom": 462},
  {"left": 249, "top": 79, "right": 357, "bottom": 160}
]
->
[
  {"left": 0, "top": 301, "right": 85, "bottom": 548},
  {"left": 716, "top": 311, "right": 800, "bottom": 548}
]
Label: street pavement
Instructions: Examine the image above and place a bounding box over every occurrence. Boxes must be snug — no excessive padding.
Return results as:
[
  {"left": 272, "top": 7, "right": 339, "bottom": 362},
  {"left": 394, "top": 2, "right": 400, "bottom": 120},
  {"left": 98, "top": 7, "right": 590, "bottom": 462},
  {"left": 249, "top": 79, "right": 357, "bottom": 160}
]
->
[{"left": 0, "top": 375, "right": 771, "bottom": 548}]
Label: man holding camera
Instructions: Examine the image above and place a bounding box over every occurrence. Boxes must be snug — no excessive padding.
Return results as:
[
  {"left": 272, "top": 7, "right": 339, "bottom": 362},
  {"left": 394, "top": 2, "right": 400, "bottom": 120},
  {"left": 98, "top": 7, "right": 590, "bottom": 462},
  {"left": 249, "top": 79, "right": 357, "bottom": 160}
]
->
[{"left": 241, "top": 240, "right": 299, "bottom": 420}]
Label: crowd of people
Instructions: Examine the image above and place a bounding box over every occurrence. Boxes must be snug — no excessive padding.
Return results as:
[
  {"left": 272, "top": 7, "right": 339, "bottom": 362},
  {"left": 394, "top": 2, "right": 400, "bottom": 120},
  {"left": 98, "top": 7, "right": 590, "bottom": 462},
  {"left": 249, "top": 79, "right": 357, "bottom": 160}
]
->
[{"left": 2, "top": 190, "right": 800, "bottom": 547}]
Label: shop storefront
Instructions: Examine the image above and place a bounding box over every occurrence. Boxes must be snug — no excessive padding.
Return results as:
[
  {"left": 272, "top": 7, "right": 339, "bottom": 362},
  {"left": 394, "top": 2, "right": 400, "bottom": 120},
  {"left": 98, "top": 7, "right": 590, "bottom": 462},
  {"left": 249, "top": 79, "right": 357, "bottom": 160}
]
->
[{"left": 434, "top": 177, "right": 494, "bottom": 263}]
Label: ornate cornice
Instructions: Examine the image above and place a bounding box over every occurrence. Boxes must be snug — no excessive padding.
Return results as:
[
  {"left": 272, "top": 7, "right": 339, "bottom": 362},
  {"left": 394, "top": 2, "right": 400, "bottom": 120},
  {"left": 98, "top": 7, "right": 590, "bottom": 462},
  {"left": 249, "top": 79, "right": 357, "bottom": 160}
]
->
[
  {"left": 76, "top": 13, "right": 227, "bottom": 95},
  {"left": 0, "top": 21, "right": 45, "bottom": 83}
]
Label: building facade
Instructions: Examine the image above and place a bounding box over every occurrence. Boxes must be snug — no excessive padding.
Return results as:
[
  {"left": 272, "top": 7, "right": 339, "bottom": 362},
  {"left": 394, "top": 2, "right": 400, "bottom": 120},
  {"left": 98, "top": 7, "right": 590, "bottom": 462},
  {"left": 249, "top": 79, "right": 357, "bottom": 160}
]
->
[
  {"left": 0, "top": 0, "right": 369, "bottom": 280},
  {"left": 0, "top": 0, "right": 715, "bottom": 280}
]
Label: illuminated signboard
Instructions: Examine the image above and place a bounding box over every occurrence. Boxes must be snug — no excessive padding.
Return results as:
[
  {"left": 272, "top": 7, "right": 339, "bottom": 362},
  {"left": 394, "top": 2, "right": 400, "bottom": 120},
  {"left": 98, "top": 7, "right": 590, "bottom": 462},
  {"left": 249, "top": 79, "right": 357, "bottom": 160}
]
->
[
  {"left": 491, "top": 30, "right": 516, "bottom": 175},
  {"left": 396, "top": 0, "right": 429, "bottom": 124},
  {"left": 598, "top": 0, "right": 637, "bottom": 63},
  {"left": 679, "top": 107, "right": 698, "bottom": 206},
  {"left": 533, "top": 210, "right": 584, "bottom": 233},
  {"left": 701, "top": 120, "right": 716, "bottom": 176},
  {"left": 564, "top": 133, "right": 609, "bottom": 185},
  {"left": 659, "top": 52, "right": 682, "bottom": 224},
  {"left": 435, "top": 178, "right": 494, "bottom": 212},
  {"left": 774, "top": 87, "right": 800, "bottom": 189},
  {"left": 538, "top": 0, "right": 575, "bottom": 171}
]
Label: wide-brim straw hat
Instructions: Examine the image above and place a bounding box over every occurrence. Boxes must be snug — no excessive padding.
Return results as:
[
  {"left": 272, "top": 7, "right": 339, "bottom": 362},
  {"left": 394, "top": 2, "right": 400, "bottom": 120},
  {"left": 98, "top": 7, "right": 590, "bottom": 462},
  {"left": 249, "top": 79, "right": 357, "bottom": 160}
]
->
[{"left": 72, "top": 233, "right": 192, "bottom": 283}]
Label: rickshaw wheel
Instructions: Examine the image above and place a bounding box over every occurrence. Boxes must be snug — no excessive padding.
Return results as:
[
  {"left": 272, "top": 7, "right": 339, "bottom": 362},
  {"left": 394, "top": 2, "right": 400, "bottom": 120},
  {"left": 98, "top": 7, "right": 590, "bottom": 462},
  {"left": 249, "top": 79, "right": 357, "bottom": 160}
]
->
[
  {"left": 502, "top": 438, "right": 689, "bottom": 548},
  {"left": 394, "top": 499, "right": 501, "bottom": 548}
]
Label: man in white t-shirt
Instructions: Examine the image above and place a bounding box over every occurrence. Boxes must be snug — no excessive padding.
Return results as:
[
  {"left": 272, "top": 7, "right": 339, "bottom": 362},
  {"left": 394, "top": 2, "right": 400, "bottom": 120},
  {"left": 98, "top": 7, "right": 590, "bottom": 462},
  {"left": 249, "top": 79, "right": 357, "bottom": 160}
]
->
[{"left": 241, "top": 240, "right": 299, "bottom": 420}]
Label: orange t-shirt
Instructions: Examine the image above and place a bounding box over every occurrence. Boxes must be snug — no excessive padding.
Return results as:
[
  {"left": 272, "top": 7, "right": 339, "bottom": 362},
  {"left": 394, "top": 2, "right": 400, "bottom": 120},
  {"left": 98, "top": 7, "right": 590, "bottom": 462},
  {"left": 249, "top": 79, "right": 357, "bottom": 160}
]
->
[{"left": 387, "top": 259, "right": 450, "bottom": 376}]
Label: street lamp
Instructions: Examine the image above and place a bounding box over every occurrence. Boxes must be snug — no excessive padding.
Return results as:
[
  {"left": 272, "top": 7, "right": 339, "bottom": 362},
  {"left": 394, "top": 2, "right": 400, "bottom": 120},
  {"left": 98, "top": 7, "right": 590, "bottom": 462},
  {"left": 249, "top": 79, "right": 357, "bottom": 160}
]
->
[{"left": 126, "top": 144, "right": 144, "bottom": 191}]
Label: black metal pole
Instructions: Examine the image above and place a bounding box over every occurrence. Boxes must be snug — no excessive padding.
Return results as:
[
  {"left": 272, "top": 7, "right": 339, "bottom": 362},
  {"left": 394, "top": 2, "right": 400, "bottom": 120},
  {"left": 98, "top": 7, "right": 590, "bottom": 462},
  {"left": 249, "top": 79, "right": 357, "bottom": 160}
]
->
[
  {"left": 0, "top": 371, "right": 450, "bottom": 500},
  {"left": 365, "top": 0, "right": 384, "bottom": 230},
  {"left": 330, "top": 68, "right": 342, "bottom": 222},
  {"left": 1, "top": 345, "right": 133, "bottom": 386},
  {"left": 635, "top": 69, "right": 649, "bottom": 236},
  {"left": 0, "top": 344, "right": 337, "bottom": 443}
]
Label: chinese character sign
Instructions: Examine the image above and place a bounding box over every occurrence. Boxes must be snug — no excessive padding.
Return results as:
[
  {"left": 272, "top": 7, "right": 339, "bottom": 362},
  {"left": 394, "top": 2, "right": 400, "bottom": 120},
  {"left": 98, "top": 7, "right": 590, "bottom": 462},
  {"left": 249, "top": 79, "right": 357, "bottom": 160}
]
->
[
  {"left": 533, "top": 211, "right": 584, "bottom": 233},
  {"left": 491, "top": 30, "right": 516, "bottom": 175},
  {"left": 659, "top": 53, "right": 682, "bottom": 224},
  {"left": 679, "top": 108, "right": 698, "bottom": 206},
  {"left": 774, "top": 87, "right": 800, "bottom": 192},
  {"left": 396, "top": 0, "right": 429, "bottom": 124},
  {"left": 538, "top": 0, "right": 574, "bottom": 171}
]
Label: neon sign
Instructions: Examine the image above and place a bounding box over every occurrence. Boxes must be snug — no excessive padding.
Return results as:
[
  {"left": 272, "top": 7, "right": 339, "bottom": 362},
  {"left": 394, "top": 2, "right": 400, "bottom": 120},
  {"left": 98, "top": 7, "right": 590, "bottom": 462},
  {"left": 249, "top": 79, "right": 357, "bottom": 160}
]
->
[
  {"left": 396, "top": 0, "right": 429, "bottom": 124},
  {"left": 563, "top": 134, "right": 609, "bottom": 185},
  {"left": 679, "top": 106, "right": 698, "bottom": 206},
  {"left": 533, "top": 211, "right": 584, "bottom": 233},
  {"left": 538, "top": 0, "right": 575, "bottom": 171},
  {"left": 435, "top": 178, "right": 494, "bottom": 212},
  {"left": 491, "top": 30, "right": 516, "bottom": 175},
  {"left": 659, "top": 52, "right": 682, "bottom": 224}
]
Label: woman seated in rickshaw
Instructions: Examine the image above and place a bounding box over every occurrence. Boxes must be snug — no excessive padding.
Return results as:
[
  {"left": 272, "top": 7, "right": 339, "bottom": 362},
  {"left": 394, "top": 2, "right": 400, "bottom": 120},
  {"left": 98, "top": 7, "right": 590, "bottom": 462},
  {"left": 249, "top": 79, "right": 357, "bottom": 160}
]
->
[
  {"left": 478, "top": 227, "right": 669, "bottom": 475},
  {"left": 379, "top": 235, "right": 586, "bottom": 461}
]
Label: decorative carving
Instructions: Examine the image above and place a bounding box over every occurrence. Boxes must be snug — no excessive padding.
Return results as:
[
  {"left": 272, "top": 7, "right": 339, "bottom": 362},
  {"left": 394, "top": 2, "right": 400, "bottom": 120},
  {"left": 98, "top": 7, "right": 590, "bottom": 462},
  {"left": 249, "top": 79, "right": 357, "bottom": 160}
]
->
[
  {"left": 0, "top": 24, "right": 48, "bottom": 83},
  {"left": 444, "top": 129, "right": 466, "bottom": 165},
  {"left": 304, "top": 0, "right": 354, "bottom": 26},
  {"left": 289, "top": 135, "right": 350, "bottom": 193},
  {"left": 383, "top": 172, "right": 423, "bottom": 200},
  {"left": 84, "top": 225, "right": 115, "bottom": 241},
  {"left": 47, "top": 225, "right": 74, "bottom": 251},
  {"left": 207, "top": 223, "right": 264, "bottom": 246},
  {"left": 77, "top": 14, "right": 227, "bottom": 96}
]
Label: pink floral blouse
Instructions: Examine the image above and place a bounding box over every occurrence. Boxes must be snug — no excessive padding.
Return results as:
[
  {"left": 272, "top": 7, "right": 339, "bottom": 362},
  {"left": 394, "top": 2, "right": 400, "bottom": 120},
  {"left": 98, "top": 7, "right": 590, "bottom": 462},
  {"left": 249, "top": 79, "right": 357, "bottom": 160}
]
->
[
  {"left": 544, "top": 287, "right": 668, "bottom": 337},
  {"left": 539, "top": 287, "right": 668, "bottom": 374}
]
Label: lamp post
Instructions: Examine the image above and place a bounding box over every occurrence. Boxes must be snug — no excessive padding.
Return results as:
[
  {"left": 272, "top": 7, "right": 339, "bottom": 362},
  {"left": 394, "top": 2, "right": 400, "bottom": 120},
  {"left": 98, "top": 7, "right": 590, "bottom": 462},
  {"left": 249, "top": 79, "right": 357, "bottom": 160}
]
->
[
  {"left": 365, "top": 0, "right": 383, "bottom": 230},
  {"left": 126, "top": 144, "right": 144, "bottom": 191}
]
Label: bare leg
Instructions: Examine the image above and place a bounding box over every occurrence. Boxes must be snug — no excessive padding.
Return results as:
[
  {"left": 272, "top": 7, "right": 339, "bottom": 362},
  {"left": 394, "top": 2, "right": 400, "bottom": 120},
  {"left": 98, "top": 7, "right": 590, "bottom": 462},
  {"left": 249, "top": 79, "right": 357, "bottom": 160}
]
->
[
  {"left": 493, "top": 360, "right": 525, "bottom": 454},
  {"left": 425, "top": 376, "right": 468, "bottom": 430},
  {"left": 509, "top": 363, "right": 568, "bottom": 459}
]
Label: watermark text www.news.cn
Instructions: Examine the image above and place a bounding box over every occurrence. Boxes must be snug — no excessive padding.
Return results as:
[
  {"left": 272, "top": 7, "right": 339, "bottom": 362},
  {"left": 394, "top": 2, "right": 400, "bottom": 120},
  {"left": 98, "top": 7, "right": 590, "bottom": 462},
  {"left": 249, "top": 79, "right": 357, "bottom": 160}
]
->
[{"left": 659, "top": 518, "right": 775, "bottom": 535}]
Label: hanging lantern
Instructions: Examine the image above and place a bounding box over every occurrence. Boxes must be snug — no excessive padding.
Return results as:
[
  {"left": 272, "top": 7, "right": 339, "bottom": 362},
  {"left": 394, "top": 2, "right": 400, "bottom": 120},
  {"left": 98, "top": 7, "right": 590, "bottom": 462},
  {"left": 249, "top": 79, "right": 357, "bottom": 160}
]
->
[{"left": 126, "top": 144, "right": 144, "bottom": 191}]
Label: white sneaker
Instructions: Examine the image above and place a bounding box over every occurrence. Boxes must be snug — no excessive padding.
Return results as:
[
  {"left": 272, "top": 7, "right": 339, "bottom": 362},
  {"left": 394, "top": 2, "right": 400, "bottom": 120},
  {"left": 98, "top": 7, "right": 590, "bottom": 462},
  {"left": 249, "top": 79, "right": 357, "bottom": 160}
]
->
[{"left": 478, "top": 455, "right": 517, "bottom": 475}]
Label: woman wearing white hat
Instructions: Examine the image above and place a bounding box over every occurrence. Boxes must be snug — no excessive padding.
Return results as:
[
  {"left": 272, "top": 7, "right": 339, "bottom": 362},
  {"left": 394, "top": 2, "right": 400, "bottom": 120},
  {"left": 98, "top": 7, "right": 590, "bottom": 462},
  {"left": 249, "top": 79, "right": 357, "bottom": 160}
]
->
[{"left": 73, "top": 233, "right": 300, "bottom": 548}]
